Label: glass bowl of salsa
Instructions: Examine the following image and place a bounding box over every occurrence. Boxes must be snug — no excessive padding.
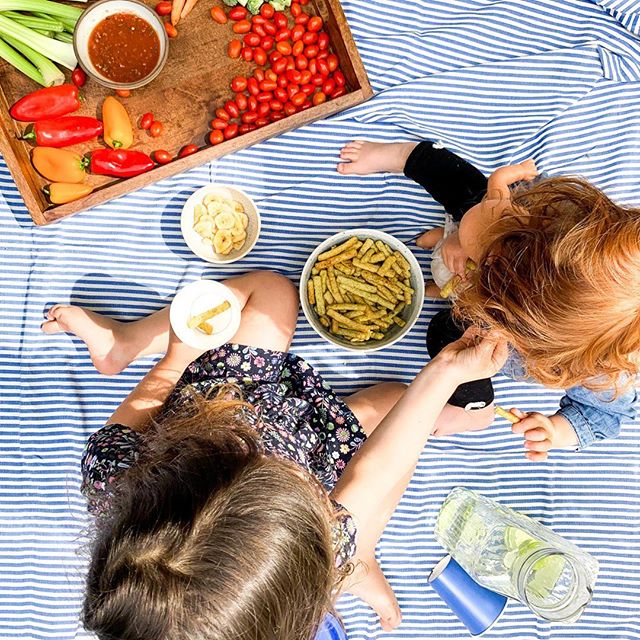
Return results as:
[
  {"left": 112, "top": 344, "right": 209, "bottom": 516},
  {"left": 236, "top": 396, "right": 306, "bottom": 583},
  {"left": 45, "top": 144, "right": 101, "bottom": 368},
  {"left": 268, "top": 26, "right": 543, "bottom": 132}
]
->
[{"left": 73, "top": 0, "right": 169, "bottom": 90}]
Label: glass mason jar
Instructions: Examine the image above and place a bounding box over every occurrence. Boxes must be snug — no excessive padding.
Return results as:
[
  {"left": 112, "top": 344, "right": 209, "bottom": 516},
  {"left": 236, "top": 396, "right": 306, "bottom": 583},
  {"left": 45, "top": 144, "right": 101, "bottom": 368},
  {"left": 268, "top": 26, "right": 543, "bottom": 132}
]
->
[{"left": 435, "top": 487, "right": 599, "bottom": 623}]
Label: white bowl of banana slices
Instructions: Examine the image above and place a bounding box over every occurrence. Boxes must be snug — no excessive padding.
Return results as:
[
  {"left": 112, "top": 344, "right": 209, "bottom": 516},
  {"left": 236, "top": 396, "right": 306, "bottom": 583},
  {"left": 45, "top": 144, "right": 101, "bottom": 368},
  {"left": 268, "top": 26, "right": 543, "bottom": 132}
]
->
[{"left": 181, "top": 184, "right": 261, "bottom": 264}]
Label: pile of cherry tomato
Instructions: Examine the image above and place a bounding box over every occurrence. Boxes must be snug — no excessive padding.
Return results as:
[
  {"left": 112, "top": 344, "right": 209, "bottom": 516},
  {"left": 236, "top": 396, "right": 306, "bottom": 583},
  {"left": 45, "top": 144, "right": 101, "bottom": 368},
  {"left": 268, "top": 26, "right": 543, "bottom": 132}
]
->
[{"left": 208, "top": 0, "right": 348, "bottom": 145}]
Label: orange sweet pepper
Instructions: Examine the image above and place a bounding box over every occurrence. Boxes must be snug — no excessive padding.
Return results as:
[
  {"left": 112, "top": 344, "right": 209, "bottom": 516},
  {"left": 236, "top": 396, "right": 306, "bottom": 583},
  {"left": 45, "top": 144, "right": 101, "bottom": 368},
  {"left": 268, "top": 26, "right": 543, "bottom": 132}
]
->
[{"left": 102, "top": 96, "right": 133, "bottom": 149}]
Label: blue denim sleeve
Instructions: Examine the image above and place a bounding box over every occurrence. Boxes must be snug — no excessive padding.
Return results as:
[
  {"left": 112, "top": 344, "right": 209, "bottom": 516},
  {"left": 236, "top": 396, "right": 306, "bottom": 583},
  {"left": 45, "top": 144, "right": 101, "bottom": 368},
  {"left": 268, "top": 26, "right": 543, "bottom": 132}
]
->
[{"left": 557, "top": 382, "right": 638, "bottom": 449}]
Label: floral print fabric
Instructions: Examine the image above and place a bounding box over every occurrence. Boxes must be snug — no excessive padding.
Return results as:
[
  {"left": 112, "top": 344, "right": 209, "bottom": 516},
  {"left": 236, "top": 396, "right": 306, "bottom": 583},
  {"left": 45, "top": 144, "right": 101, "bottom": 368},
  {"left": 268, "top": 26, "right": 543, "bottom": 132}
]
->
[{"left": 81, "top": 344, "right": 366, "bottom": 566}]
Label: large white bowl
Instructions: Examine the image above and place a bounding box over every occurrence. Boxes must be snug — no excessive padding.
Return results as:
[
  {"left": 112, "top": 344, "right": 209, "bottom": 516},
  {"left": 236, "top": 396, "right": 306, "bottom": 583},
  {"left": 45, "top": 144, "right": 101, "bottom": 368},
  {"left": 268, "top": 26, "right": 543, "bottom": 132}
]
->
[
  {"left": 181, "top": 184, "right": 261, "bottom": 264},
  {"left": 300, "top": 229, "right": 425, "bottom": 352},
  {"left": 73, "top": 0, "right": 169, "bottom": 90}
]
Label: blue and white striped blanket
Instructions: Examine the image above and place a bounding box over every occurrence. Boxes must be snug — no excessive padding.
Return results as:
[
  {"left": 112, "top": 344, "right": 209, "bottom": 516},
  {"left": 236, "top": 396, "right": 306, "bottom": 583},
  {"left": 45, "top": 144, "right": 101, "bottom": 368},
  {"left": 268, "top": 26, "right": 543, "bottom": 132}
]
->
[{"left": 1, "top": 0, "right": 639, "bottom": 638}]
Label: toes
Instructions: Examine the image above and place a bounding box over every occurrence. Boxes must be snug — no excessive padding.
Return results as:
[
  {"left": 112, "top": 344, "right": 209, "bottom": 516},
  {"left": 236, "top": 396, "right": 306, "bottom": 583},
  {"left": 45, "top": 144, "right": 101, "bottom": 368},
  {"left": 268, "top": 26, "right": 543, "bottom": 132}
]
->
[
  {"left": 336, "top": 162, "right": 358, "bottom": 175},
  {"left": 41, "top": 320, "right": 61, "bottom": 334},
  {"left": 339, "top": 149, "right": 361, "bottom": 160},
  {"left": 47, "top": 304, "right": 67, "bottom": 320}
]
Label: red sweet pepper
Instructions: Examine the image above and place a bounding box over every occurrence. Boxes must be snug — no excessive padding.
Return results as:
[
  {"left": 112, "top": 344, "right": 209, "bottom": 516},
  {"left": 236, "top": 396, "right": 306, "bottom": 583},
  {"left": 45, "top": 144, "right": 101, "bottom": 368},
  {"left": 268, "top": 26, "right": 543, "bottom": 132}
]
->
[
  {"left": 90, "top": 149, "right": 155, "bottom": 178},
  {"left": 21, "top": 116, "right": 103, "bottom": 148},
  {"left": 10, "top": 84, "right": 82, "bottom": 122}
]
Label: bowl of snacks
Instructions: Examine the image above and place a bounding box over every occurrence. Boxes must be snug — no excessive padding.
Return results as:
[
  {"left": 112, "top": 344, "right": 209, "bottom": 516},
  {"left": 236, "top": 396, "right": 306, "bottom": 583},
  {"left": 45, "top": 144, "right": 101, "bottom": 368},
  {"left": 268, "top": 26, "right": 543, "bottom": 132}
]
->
[
  {"left": 300, "top": 230, "right": 425, "bottom": 352},
  {"left": 181, "top": 184, "right": 261, "bottom": 264},
  {"left": 170, "top": 279, "right": 242, "bottom": 350},
  {"left": 73, "top": 0, "right": 169, "bottom": 90}
]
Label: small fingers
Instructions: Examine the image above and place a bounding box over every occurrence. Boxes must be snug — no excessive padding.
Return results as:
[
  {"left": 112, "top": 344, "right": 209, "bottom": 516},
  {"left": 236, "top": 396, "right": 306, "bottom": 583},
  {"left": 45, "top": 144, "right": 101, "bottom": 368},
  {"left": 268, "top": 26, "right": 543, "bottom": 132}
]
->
[
  {"left": 522, "top": 426, "right": 548, "bottom": 442},
  {"left": 524, "top": 438, "right": 553, "bottom": 452},
  {"left": 526, "top": 451, "right": 549, "bottom": 462}
]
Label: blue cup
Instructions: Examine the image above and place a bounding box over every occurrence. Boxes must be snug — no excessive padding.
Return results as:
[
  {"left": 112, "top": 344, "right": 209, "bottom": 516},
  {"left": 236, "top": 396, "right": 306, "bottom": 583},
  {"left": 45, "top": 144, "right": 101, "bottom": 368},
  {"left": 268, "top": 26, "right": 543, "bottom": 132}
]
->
[
  {"left": 429, "top": 555, "right": 508, "bottom": 636},
  {"left": 314, "top": 613, "right": 347, "bottom": 640}
]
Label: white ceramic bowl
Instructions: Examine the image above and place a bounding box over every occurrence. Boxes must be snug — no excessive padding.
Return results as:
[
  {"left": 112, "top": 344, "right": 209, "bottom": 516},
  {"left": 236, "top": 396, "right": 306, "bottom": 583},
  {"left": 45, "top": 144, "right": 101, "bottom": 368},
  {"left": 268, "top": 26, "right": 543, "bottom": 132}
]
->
[
  {"left": 73, "top": 0, "right": 169, "bottom": 90},
  {"left": 170, "top": 279, "right": 241, "bottom": 350},
  {"left": 300, "top": 229, "right": 425, "bottom": 352},
  {"left": 181, "top": 184, "right": 261, "bottom": 264}
]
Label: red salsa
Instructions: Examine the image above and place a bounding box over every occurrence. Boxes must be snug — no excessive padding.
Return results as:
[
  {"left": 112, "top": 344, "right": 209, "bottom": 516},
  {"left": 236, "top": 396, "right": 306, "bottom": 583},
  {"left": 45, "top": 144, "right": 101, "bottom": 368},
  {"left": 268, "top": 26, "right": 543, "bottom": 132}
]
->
[{"left": 89, "top": 12, "right": 160, "bottom": 84}]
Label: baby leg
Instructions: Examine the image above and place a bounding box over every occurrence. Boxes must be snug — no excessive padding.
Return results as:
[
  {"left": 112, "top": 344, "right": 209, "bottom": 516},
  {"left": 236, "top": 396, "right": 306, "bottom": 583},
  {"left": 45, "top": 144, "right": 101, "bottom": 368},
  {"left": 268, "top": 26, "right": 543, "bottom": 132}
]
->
[{"left": 41, "top": 271, "right": 298, "bottom": 375}]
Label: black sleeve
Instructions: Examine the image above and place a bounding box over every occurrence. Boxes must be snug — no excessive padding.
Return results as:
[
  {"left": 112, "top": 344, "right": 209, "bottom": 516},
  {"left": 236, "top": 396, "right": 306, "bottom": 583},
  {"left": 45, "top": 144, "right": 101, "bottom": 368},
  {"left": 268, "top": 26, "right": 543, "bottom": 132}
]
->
[{"left": 404, "top": 141, "right": 488, "bottom": 222}]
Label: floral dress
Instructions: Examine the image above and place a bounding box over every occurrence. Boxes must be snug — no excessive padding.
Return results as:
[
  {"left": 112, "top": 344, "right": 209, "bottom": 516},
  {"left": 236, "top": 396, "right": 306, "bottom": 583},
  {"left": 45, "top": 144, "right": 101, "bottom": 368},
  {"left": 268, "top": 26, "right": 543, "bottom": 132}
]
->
[{"left": 81, "top": 344, "right": 367, "bottom": 566}]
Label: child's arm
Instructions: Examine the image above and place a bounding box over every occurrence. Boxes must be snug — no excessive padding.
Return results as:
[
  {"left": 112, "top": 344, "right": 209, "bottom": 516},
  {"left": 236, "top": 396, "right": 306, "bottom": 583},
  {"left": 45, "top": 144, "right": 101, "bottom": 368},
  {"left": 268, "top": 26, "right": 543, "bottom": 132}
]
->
[{"left": 331, "top": 330, "right": 509, "bottom": 551}]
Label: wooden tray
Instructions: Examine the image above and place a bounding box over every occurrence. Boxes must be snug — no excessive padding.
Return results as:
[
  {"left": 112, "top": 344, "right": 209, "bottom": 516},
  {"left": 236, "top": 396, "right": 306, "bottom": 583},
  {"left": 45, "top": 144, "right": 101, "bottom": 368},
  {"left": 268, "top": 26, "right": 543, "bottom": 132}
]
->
[{"left": 0, "top": 0, "right": 372, "bottom": 225}]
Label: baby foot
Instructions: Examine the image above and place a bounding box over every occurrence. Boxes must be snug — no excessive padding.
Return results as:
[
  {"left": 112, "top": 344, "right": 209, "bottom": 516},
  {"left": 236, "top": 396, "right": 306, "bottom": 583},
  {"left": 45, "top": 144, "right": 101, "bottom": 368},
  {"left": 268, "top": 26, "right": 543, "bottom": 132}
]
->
[
  {"left": 41, "top": 305, "right": 131, "bottom": 375},
  {"left": 416, "top": 226, "right": 444, "bottom": 249},
  {"left": 425, "top": 281, "right": 442, "bottom": 298},
  {"left": 337, "top": 141, "right": 417, "bottom": 175}
]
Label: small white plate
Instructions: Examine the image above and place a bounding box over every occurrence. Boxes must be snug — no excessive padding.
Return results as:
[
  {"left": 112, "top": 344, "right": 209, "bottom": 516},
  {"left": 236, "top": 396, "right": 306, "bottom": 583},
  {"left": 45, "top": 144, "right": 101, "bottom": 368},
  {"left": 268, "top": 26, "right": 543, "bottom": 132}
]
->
[
  {"left": 170, "top": 280, "right": 241, "bottom": 350},
  {"left": 180, "top": 184, "right": 261, "bottom": 264}
]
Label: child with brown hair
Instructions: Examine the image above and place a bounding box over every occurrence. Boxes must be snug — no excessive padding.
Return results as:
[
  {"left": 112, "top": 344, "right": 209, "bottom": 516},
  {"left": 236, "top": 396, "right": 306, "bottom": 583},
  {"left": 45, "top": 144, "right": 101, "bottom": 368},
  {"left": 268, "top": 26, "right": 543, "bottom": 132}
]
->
[
  {"left": 338, "top": 140, "right": 639, "bottom": 459},
  {"left": 43, "top": 270, "right": 509, "bottom": 640}
]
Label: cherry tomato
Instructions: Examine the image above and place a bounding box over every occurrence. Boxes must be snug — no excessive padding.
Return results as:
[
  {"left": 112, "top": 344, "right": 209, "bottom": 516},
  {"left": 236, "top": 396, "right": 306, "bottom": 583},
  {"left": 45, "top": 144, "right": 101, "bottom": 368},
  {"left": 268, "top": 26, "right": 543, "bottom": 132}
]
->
[
  {"left": 302, "top": 31, "right": 317, "bottom": 45},
  {"left": 312, "top": 91, "right": 327, "bottom": 106},
  {"left": 291, "top": 91, "right": 306, "bottom": 106},
  {"left": 261, "top": 36, "right": 275, "bottom": 50},
  {"left": 254, "top": 68, "right": 265, "bottom": 82},
  {"left": 308, "top": 58, "right": 317, "bottom": 74},
  {"left": 272, "top": 57, "right": 287, "bottom": 75},
  {"left": 292, "top": 40, "right": 304, "bottom": 56},
  {"left": 284, "top": 102, "right": 297, "bottom": 116},
  {"left": 257, "top": 102, "right": 270, "bottom": 117},
  {"left": 229, "top": 6, "right": 248, "bottom": 20},
  {"left": 295, "top": 54, "right": 308, "bottom": 70},
  {"left": 224, "top": 123, "right": 239, "bottom": 140},
  {"left": 247, "top": 77, "right": 260, "bottom": 96},
  {"left": 300, "top": 0, "right": 309, "bottom": 5},
  {"left": 248, "top": 95, "right": 258, "bottom": 111},
  {"left": 235, "top": 92, "right": 248, "bottom": 110},
  {"left": 231, "top": 75, "right": 248, "bottom": 92},
  {"left": 232, "top": 19, "right": 251, "bottom": 33},
  {"left": 209, "top": 130, "right": 224, "bottom": 145},
  {"left": 274, "top": 11, "right": 288, "bottom": 29},
  {"left": 178, "top": 144, "right": 198, "bottom": 158},
  {"left": 294, "top": 13, "right": 309, "bottom": 24},
  {"left": 216, "top": 107, "right": 230, "bottom": 121},
  {"left": 291, "top": 24, "right": 305, "bottom": 42},
  {"left": 228, "top": 39, "right": 242, "bottom": 58},
  {"left": 333, "top": 69, "right": 346, "bottom": 86},
  {"left": 317, "top": 50, "right": 328, "bottom": 59},
  {"left": 307, "top": 16, "right": 323, "bottom": 32},
  {"left": 210, "top": 6, "right": 227, "bottom": 23},
  {"left": 260, "top": 79, "right": 277, "bottom": 91},
  {"left": 115, "top": 88, "right": 131, "bottom": 97},
  {"left": 239, "top": 123, "right": 256, "bottom": 134},
  {"left": 252, "top": 23, "right": 266, "bottom": 37},
  {"left": 149, "top": 120, "right": 164, "bottom": 137},
  {"left": 254, "top": 47, "right": 267, "bottom": 66},
  {"left": 257, "top": 91, "right": 273, "bottom": 103},
  {"left": 140, "top": 112, "right": 154, "bottom": 129},
  {"left": 278, "top": 74, "right": 288, "bottom": 87},
  {"left": 327, "top": 54, "right": 339, "bottom": 72},
  {"left": 286, "top": 69, "right": 301, "bottom": 83},
  {"left": 287, "top": 84, "right": 300, "bottom": 99},
  {"left": 242, "top": 111, "right": 259, "bottom": 124},
  {"left": 275, "top": 41, "right": 291, "bottom": 55},
  {"left": 312, "top": 73, "right": 324, "bottom": 86},
  {"left": 265, "top": 69, "right": 278, "bottom": 82},
  {"left": 244, "top": 33, "right": 261, "bottom": 47},
  {"left": 269, "top": 99, "right": 284, "bottom": 111},
  {"left": 270, "top": 111, "right": 285, "bottom": 122},
  {"left": 301, "top": 83, "right": 314, "bottom": 96},
  {"left": 224, "top": 100, "right": 239, "bottom": 118},
  {"left": 304, "top": 44, "right": 319, "bottom": 58},
  {"left": 71, "top": 67, "right": 86, "bottom": 88},
  {"left": 241, "top": 46, "right": 254, "bottom": 62},
  {"left": 164, "top": 22, "right": 177, "bottom": 37},
  {"left": 211, "top": 118, "right": 228, "bottom": 130},
  {"left": 154, "top": 149, "right": 172, "bottom": 164},
  {"left": 255, "top": 117, "right": 269, "bottom": 127},
  {"left": 155, "top": 1, "right": 172, "bottom": 16},
  {"left": 275, "top": 28, "right": 291, "bottom": 41},
  {"left": 317, "top": 32, "right": 329, "bottom": 50},
  {"left": 291, "top": 2, "right": 301, "bottom": 17},
  {"left": 275, "top": 87, "right": 288, "bottom": 101},
  {"left": 252, "top": 14, "right": 266, "bottom": 25},
  {"left": 264, "top": 21, "right": 277, "bottom": 35},
  {"left": 286, "top": 56, "right": 296, "bottom": 70},
  {"left": 317, "top": 58, "right": 330, "bottom": 77},
  {"left": 331, "top": 86, "right": 347, "bottom": 99},
  {"left": 270, "top": 50, "right": 283, "bottom": 63},
  {"left": 299, "top": 69, "right": 312, "bottom": 84},
  {"left": 260, "top": 2, "right": 274, "bottom": 18}
]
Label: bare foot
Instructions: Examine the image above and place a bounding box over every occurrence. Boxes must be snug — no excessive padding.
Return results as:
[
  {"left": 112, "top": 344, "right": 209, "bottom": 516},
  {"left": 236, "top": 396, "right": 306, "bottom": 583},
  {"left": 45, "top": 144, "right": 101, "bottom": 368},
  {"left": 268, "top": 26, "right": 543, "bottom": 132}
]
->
[
  {"left": 41, "top": 305, "right": 132, "bottom": 375},
  {"left": 416, "top": 226, "right": 444, "bottom": 249},
  {"left": 347, "top": 556, "right": 402, "bottom": 631},
  {"left": 425, "top": 281, "right": 442, "bottom": 298},
  {"left": 337, "top": 141, "right": 417, "bottom": 176}
]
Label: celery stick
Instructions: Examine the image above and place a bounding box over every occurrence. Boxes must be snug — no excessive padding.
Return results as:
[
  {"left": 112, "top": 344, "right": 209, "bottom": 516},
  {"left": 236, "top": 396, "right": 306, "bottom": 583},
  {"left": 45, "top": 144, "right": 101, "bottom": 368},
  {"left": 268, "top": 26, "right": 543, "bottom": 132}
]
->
[
  {"left": 0, "top": 0, "right": 83, "bottom": 22},
  {"left": 0, "top": 36, "right": 44, "bottom": 85},
  {"left": 3, "top": 10, "right": 64, "bottom": 31},
  {"left": 53, "top": 30, "right": 72, "bottom": 43},
  {"left": 33, "top": 28, "right": 53, "bottom": 36},
  {"left": 0, "top": 14, "right": 76, "bottom": 69},
  {"left": 2, "top": 31, "right": 64, "bottom": 85}
]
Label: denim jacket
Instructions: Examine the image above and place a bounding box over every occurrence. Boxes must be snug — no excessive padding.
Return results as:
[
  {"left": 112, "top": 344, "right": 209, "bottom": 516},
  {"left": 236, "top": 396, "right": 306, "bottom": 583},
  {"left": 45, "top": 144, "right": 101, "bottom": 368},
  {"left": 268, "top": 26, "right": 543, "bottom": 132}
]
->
[{"left": 501, "top": 352, "right": 638, "bottom": 449}]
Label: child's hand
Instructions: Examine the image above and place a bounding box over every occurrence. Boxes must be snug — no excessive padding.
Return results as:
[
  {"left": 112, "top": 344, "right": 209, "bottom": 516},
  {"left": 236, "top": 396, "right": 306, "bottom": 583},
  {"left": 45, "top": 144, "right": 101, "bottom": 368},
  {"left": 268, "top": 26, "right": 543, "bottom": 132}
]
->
[
  {"left": 487, "top": 159, "right": 538, "bottom": 199},
  {"left": 441, "top": 230, "right": 470, "bottom": 276},
  {"left": 434, "top": 327, "right": 509, "bottom": 383},
  {"left": 510, "top": 408, "right": 555, "bottom": 461}
]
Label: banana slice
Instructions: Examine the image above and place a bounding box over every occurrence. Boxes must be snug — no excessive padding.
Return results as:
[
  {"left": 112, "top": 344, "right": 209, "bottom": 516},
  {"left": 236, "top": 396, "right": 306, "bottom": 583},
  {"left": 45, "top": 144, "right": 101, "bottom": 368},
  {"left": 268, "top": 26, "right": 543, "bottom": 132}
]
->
[
  {"left": 203, "top": 194, "right": 222, "bottom": 205},
  {"left": 194, "top": 219, "right": 215, "bottom": 238},
  {"left": 194, "top": 203, "right": 206, "bottom": 223},
  {"left": 239, "top": 212, "right": 249, "bottom": 230},
  {"left": 215, "top": 211, "right": 235, "bottom": 230},
  {"left": 213, "top": 229, "right": 233, "bottom": 254},
  {"left": 207, "top": 202, "right": 224, "bottom": 216},
  {"left": 233, "top": 201, "right": 244, "bottom": 214},
  {"left": 232, "top": 239, "right": 245, "bottom": 250},
  {"left": 231, "top": 217, "right": 245, "bottom": 237}
]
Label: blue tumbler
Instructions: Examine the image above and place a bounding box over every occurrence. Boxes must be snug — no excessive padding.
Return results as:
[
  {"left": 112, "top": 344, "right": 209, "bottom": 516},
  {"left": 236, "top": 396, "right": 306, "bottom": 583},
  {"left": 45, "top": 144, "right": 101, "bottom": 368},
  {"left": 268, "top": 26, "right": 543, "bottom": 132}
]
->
[
  {"left": 429, "top": 555, "right": 508, "bottom": 636},
  {"left": 314, "top": 613, "right": 347, "bottom": 640}
]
